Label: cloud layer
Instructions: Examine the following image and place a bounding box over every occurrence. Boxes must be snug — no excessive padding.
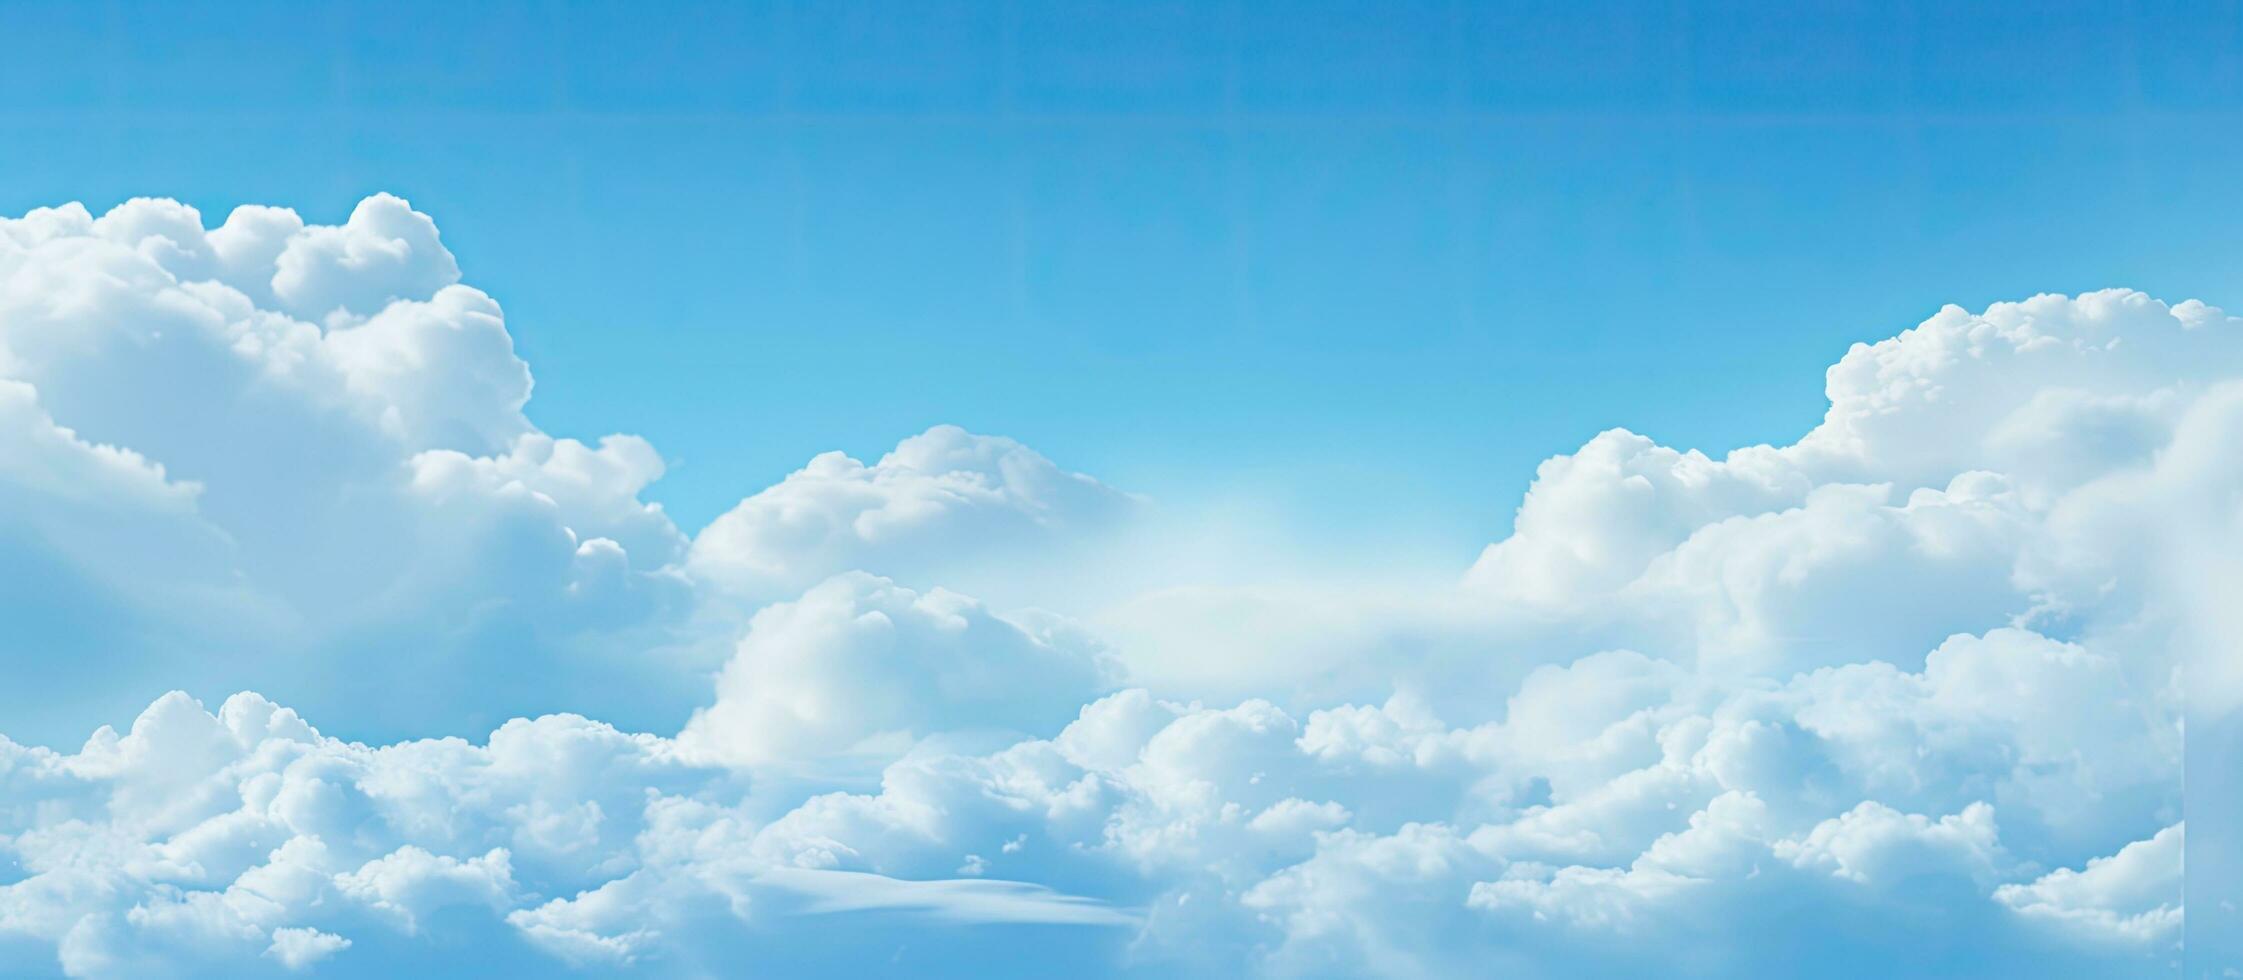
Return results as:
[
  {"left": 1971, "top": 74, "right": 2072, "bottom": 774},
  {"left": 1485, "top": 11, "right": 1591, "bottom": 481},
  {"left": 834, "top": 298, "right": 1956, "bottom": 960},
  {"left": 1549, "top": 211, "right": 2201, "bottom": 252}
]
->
[{"left": 2, "top": 196, "right": 2233, "bottom": 977}]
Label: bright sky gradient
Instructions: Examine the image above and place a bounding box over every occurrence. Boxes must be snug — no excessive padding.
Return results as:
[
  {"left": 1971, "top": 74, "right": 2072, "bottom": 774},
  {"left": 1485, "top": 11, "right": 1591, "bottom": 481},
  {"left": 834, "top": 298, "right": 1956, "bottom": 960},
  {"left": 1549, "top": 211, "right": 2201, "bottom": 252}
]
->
[{"left": 6, "top": 1, "right": 2239, "bottom": 555}]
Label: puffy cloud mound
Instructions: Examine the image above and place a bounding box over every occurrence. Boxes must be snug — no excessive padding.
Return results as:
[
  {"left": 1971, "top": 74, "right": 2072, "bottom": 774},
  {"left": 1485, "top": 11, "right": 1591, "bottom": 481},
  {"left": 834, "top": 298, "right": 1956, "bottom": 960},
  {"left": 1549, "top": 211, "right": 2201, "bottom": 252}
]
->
[
  {"left": 0, "top": 195, "right": 693, "bottom": 740},
  {"left": 1995, "top": 823, "right": 2184, "bottom": 945},
  {"left": 0, "top": 195, "right": 1152, "bottom": 742},
  {"left": 677, "top": 573, "right": 1114, "bottom": 770},
  {"left": 2, "top": 194, "right": 2234, "bottom": 978},
  {"left": 688, "top": 424, "right": 1140, "bottom": 604},
  {"left": 1466, "top": 291, "right": 2239, "bottom": 677}
]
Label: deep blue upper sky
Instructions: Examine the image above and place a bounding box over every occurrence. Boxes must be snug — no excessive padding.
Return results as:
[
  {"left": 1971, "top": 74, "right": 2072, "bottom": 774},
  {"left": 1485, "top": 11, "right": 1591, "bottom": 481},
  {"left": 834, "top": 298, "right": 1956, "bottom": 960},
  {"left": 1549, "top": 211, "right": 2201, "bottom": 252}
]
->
[{"left": 5, "top": 0, "right": 2239, "bottom": 567}]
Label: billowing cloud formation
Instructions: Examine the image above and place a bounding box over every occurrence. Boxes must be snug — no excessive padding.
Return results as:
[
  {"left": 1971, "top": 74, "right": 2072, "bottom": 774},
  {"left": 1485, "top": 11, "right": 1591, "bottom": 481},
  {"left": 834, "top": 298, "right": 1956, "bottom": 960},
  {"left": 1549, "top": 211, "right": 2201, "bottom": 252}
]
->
[
  {"left": 1996, "top": 823, "right": 2184, "bottom": 945},
  {"left": 0, "top": 197, "right": 1120, "bottom": 740},
  {"left": 688, "top": 424, "right": 1141, "bottom": 605},
  {"left": 677, "top": 573, "right": 1114, "bottom": 770},
  {"left": 0, "top": 196, "right": 688, "bottom": 739},
  {"left": 1, "top": 196, "right": 2233, "bottom": 978}
]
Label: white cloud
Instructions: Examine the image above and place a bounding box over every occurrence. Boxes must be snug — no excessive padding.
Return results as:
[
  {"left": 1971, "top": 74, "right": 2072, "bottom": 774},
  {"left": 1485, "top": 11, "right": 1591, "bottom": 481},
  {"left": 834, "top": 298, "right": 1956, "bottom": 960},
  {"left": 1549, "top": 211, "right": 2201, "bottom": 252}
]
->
[
  {"left": 0, "top": 690, "right": 1141, "bottom": 979},
  {"left": 1775, "top": 801, "right": 2006, "bottom": 887},
  {"left": 1801, "top": 292, "right": 2241, "bottom": 492},
  {"left": 411, "top": 432, "right": 683, "bottom": 566},
  {"left": 263, "top": 926, "right": 349, "bottom": 970},
  {"left": 677, "top": 573, "right": 1114, "bottom": 771},
  {"left": 1465, "top": 430, "right": 1807, "bottom": 604},
  {"left": 1459, "top": 289, "right": 2238, "bottom": 677},
  {"left": 0, "top": 195, "right": 694, "bottom": 740},
  {"left": 1994, "top": 823, "right": 2183, "bottom": 945},
  {"left": 325, "top": 284, "right": 531, "bottom": 454},
  {"left": 687, "top": 424, "right": 1140, "bottom": 605},
  {"left": 334, "top": 846, "right": 519, "bottom": 932},
  {"left": 269, "top": 193, "right": 460, "bottom": 322},
  {"left": 1465, "top": 790, "right": 1768, "bottom": 930},
  {"left": 2, "top": 193, "right": 2231, "bottom": 977}
]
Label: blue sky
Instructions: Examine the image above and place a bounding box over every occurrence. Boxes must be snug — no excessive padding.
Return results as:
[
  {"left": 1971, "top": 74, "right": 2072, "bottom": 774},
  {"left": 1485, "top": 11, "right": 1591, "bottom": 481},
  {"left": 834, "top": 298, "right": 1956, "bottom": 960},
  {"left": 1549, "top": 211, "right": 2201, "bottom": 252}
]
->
[
  {"left": 1, "top": 3, "right": 2235, "bottom": 977},
  {"left": 7, "top": 0, "right": 2238, "bottom": 560}
]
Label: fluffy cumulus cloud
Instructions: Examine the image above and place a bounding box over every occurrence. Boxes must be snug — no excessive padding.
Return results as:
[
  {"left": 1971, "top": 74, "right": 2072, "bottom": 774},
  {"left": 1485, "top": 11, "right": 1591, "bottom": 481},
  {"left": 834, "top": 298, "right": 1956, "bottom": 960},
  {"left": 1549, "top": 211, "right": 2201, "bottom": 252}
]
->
[
  {"left": 676, "top": 573, "right": 1114, "bottom": 770},
  {"left": 0, "top": 195, "right": 694, "bottom": 740},
  {"left": 687, "top": 423, "right": 1142, "bottom": 606},
  {"left": 1, "top": 196, "right": 2234, "bottom": 978}
]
